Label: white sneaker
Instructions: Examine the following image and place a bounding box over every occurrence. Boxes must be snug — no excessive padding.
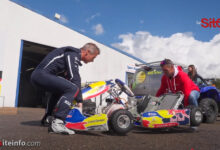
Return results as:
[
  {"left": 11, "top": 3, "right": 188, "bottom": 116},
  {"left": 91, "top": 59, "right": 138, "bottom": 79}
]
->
[{"left": 49, "top": 118, "right": 75, "bottom": 135}]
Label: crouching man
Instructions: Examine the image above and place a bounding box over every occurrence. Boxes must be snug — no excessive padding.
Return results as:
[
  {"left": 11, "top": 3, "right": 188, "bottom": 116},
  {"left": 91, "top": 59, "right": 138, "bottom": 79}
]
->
[
  {"left": 156, "top": 59, "right": 200, "bottom": 107},
  {"left": 31, "top": 43, "right": 100, "bottom": 135}
]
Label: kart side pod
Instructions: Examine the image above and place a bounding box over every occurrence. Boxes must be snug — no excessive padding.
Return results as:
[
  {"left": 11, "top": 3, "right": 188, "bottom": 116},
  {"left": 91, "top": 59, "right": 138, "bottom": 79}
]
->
[{"left": 140, "top": 109, "right": 190, "bottom": 128}]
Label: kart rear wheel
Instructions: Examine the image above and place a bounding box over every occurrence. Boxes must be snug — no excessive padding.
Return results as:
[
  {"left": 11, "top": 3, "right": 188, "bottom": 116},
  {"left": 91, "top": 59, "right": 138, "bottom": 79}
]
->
[
  {"left": 187, "top": 105, "right": 203, "bottom": 126},
  {"left": 199, "top": 98, "right": 218, "bottom": 123},
  {"left": 109, "top": 109, "right": 133, "bottom": 135}
]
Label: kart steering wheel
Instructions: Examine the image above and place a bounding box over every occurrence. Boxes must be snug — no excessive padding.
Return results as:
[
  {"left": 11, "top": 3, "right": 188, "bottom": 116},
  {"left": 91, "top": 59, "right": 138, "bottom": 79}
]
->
[{"left": 115, "top": 79, "right": 135, "bottom": 97}]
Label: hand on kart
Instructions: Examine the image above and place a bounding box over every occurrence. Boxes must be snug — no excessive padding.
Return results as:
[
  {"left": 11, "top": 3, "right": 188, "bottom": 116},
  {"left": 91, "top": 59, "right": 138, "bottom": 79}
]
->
[
  {"left": 77, "top": 102, "right": 83, "bottom": 113},
  {"left": 175, "top": 91, "right": 183, "bottom": 95}
]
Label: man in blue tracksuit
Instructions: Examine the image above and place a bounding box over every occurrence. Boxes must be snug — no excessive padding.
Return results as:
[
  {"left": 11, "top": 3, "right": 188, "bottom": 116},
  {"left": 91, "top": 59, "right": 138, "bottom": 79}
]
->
[{"left": 31, "top": 43, "right": 100, "bottom": 135}]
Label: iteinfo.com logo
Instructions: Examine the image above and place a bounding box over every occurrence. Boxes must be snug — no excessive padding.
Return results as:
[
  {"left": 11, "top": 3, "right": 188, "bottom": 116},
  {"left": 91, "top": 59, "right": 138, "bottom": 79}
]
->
[
  {"left": 201, "top": 18, "right": 220, "bottom": 28},
  {"left": 0, "top": 139, "right": 40, "bottom": 147}
]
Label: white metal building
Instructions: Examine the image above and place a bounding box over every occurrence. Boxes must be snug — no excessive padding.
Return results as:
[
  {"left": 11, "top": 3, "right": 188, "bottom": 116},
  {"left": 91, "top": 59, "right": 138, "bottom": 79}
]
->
[{"left": 0, "top": 0, "right": 145, "bottom": 110}]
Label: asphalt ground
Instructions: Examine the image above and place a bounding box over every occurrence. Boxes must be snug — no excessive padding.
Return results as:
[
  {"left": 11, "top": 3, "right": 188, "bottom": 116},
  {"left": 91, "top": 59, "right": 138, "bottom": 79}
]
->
[{"left": 0, "top": 108, "right": 220, "bottom": 150}]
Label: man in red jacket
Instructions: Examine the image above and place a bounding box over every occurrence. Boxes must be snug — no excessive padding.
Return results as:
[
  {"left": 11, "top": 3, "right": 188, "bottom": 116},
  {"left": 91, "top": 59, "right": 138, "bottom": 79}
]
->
[{"left": 156, "top": 59, "right": 200, "bottom": 107}]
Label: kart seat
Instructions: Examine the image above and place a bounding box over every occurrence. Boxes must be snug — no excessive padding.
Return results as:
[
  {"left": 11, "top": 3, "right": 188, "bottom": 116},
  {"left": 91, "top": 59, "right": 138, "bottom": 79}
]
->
[{"left": 137, "top": 95, "right": 151, "bottom": 113}]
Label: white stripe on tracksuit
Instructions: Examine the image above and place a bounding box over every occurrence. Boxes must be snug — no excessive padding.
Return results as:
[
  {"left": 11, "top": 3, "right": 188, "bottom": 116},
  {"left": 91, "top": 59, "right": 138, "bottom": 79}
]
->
[
  {"left": 43, "top": 54, "right": 64, "bottom": 69},
  {"left": 67, "top": 55, "right": 74, "bottom": 80}
]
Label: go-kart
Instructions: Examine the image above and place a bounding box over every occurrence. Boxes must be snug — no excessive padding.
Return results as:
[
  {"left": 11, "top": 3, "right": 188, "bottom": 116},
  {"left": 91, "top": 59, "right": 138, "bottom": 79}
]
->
[
  {"left": 115, "top": 79, "right": 203, "bottom": 129},
  {"left": 65, "top": 79, "right": 134, "bottom": 135},
  {"left": 131, "top": 61, "right": 219, "bottom": 124}
]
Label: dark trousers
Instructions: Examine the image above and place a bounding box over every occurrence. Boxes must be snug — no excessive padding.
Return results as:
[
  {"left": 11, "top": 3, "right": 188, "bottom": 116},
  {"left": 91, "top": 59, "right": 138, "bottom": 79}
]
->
[
  {"left": 46, "top": 93, "right": 60, "bottom": 116},
  {"left": 31, "top": 69, "right": 79, "bottom": 121}
]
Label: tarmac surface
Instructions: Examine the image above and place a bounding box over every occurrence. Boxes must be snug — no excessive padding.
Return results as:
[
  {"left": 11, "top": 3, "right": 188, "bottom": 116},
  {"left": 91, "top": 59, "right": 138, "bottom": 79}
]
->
[{"left": 0, "top": 108, "right": 220, "bottom": 150}]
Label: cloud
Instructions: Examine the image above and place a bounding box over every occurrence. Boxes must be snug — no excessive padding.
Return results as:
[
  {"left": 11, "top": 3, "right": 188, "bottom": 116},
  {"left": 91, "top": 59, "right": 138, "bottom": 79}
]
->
[
  {"left": 86, "top": 13, "right": 100, "bottom": 23},
  {"left": 92, "top": 24, "right": 104, "bottom": 35},
  {"left": 112, "top": 31, "right": 220, "bottom": 78},
  {"left": 196, "top": 20, "right": 201, "bottom": 25},
  {"left": 60, "top": 14, "right": 68, "bottom": 24},
  {"left": 79, "top": 29, "right": 86, "bottom": 33},
  {"left": 140, "top": 20, "right": 144, "bottom": 24}
]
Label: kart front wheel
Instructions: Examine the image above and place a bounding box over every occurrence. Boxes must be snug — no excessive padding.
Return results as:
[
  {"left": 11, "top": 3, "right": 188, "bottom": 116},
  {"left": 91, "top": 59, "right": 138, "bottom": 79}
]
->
[{"left": 109, "top": 109, "right": 133, "bottom": 135}]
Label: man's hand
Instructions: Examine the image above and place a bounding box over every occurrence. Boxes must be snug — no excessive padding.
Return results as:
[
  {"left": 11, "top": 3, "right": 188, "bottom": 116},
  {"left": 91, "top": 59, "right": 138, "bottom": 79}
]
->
[
  {"left": 77, "top": 102, "right": 83, "bottom": 108},
  {"left": 77, "top": 102, "right": 83, "bottom": 113}
]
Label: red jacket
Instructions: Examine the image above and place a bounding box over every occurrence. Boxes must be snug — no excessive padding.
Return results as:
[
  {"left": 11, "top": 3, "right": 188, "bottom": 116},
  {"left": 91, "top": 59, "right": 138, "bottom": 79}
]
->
[{"left": 156, "top": 66, "right": 200, "bottom": 106}]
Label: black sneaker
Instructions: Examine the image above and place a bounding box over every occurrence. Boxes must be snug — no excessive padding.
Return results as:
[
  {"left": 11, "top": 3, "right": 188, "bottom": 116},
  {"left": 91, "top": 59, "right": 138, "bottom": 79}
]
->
[{"left": 41, "top": 114, "right": 54, "bottom": 126}]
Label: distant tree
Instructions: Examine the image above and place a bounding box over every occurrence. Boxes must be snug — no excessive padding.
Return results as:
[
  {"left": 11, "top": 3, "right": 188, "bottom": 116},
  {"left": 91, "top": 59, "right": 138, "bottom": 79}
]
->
[{"left": 213, "top": 78, "right": 220, "bottom": 89}]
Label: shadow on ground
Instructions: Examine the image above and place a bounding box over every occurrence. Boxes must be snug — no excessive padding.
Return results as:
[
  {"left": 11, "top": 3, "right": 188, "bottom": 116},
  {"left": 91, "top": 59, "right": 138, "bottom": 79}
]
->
[
  {"left": 21, "top": 120, "right": 42, "bottom": 127},
  {"left": 132, "top": 126, "right": 197, "bottom": 134}
]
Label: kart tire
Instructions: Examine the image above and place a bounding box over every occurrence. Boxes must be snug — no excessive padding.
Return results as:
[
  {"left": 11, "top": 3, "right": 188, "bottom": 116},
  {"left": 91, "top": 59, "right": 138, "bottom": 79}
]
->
[
  {"left": 199, "top": 98, "right": 218, "bottom": 123},
  {"left": 186, "top": 105, "right": 203, "bottom": 126},
  {"left": 137, "top": 95, "right": 151, "bottom": 114},
  {"left": 109, "top": 109, "right": 133, "bottom": 135}
]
